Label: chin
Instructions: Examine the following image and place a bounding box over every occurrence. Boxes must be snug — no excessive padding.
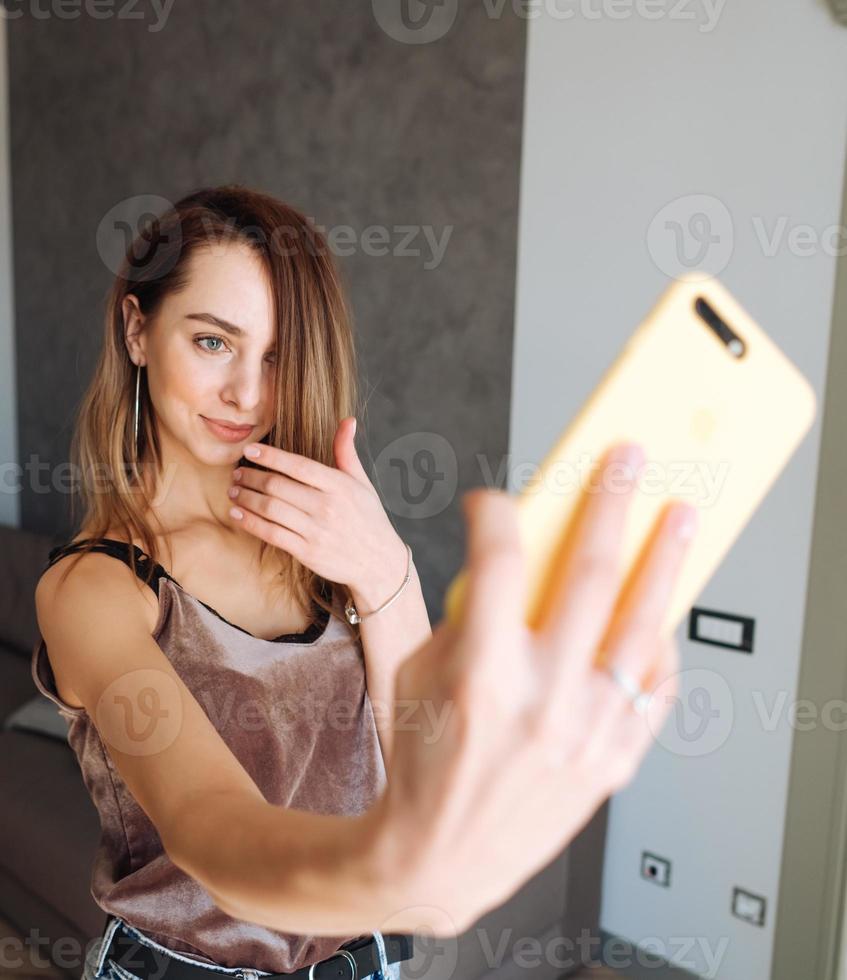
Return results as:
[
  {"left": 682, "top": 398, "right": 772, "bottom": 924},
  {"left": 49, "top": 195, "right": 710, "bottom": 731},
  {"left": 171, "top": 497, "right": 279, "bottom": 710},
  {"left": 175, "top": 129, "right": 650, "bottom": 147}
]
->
[
  {"left": 192, "top": 428, "right": 251, "bottom": 462},
  {"left": 196, "top": 445, "right": 245, "bottom": 467}
]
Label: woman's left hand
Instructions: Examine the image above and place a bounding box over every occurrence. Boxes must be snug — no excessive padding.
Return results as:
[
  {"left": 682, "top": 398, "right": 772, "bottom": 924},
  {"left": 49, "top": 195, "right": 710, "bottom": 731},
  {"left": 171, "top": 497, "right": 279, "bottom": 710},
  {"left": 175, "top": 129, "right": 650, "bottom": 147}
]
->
[{"left": 227, "top": 417, "right": 407, "bottom": 600}]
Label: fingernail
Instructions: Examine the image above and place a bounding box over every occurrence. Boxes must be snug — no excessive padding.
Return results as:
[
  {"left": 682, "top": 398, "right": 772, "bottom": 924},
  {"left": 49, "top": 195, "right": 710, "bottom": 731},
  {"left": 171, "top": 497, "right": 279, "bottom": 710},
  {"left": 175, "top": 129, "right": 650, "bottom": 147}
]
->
[
  {"left": 244, "top": 445, "right": 261, "bottom": 458},
  {"left": 610, "top": 442, "right": 645, "bottom": 470},
  {"left": 462, "top": 489, "right": 486, "bottom": 522},
  {"left": 232, "top": 468, "right": 242, "bottom": 481},
  {"left": 228, "top": 486, "right": 239, "bottom": 499},
  {"left": 229, "top": 507, "right": 243, "bottom": 520},
  {"left": 672, "top": 503, "right": 698, "bottom": 540}
]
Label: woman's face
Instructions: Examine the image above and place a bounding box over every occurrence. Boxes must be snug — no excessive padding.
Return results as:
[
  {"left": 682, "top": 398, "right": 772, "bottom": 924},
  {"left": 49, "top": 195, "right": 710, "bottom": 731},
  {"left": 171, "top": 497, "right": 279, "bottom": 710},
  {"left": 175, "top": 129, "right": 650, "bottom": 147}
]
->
[{"left": 126, "top": 242, "right": 278, "bottom": 467}]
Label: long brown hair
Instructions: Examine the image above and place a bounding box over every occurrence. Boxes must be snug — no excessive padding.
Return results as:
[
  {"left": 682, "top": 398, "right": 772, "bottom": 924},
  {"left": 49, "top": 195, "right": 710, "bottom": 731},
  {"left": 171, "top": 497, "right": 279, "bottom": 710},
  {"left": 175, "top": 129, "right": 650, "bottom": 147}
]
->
[{"left": 57, "top": 184, "right": 361, "bottom": 623}]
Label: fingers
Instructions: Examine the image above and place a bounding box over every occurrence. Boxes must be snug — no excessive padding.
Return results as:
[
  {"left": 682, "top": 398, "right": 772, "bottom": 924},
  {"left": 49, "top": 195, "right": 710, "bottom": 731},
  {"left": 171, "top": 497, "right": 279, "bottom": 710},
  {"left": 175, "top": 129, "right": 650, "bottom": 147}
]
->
[
  {"left": 606, "top": 633, "right": 681, "bottom": 787},
  {"left": 594, "top": 498, "right": 698, "bottom": 686},
  {"left": 235, "top": 467, "right": 317, "bottom": 516},
  {"left": 575, "top": 501, "right": 695, "bottom": 778},
  {"left": 538, "top": 480, "right": 695, "bottom": 774},
  {"left": 241, "top": 442, "right": 334, "bottom": 492},
  {"left": 576, "top": 633, "right": 680, "bottom": 780},
  {"left": 451, "top": 489, "right": 528, "bottom": 676},
  {"left": 537, "top": 443, "right": 645, "bottom": 677},
  {"left": 640, "top": 632, "right": 681, "bottom": 740},
  {"left": 230, "top": 485, "right": 311, "bottom": 536}
]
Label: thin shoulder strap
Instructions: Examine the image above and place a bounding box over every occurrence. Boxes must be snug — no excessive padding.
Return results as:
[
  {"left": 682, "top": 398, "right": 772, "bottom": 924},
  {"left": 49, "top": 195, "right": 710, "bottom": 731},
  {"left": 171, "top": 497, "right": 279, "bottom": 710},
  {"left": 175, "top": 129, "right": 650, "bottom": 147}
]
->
[{"left": 45, "top": 538, "right": 171, "bottom": 598}]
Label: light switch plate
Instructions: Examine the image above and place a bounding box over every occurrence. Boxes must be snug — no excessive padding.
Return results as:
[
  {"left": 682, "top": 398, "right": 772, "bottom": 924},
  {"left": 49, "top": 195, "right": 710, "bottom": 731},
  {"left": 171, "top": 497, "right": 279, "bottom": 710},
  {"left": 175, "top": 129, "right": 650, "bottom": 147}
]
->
[
  {"left": 732, "top": 887, "right": 767, "bottom": 926},
  {"left": 689, "top": 607, "right": 755, "bottom": 653}
]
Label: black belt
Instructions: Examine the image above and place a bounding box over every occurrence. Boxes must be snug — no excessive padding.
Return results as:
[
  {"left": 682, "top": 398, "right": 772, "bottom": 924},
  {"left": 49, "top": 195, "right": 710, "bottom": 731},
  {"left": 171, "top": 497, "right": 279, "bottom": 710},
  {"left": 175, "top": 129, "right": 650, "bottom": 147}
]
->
[{"left": 101, "top": 923, "right": 414, "bottom": 980}]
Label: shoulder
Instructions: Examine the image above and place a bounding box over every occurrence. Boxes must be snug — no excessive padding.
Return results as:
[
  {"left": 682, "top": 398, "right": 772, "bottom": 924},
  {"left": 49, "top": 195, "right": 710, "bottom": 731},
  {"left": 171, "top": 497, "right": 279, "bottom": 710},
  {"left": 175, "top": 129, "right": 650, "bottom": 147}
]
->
[
  {"left": 36, "top": 542, "right": 160, "bottom": 638},
  {"left": 34, "top": 543, "right": 163, "bottom": 712}
]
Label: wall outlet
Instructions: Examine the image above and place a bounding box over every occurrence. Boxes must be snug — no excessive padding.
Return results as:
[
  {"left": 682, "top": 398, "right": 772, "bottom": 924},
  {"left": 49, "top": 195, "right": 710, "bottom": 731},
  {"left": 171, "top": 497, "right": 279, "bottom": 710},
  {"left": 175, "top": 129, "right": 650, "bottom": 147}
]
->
[
  {"left": 641, "top": 852, "right": 671, "bottom": 887},
  {"left": 731, "top": 887, "right": 766, "bottom": 926}
]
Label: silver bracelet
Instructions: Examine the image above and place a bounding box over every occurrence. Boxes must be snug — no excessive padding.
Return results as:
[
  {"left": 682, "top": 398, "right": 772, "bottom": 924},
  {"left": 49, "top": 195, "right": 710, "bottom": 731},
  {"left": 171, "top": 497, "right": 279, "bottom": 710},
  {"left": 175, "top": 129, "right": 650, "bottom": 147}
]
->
[{"left": 344, "top": 542, "right": 413, "bottom": 625}]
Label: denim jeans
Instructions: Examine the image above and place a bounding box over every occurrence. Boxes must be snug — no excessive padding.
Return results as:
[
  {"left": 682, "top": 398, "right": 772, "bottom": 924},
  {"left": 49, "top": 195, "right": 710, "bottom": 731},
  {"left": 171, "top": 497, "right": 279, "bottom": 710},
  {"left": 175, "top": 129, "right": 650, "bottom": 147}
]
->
[{"left": 83, "top": 917, "right": 402, "bottom": 980}]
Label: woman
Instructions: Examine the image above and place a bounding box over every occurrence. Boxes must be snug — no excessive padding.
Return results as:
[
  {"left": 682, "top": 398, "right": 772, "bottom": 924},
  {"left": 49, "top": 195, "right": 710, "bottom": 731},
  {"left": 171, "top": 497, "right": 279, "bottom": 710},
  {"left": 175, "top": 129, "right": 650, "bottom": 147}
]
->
[{"left": 32, "top": 185, "right": 697, "bottom": 980}]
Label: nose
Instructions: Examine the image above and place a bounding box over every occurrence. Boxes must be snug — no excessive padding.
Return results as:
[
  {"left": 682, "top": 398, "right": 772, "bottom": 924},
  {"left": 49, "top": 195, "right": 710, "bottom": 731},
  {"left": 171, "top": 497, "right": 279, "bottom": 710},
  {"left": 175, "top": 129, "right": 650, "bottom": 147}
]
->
[{"left": 220, "top": 358, "right": 268, "bottom": 416}]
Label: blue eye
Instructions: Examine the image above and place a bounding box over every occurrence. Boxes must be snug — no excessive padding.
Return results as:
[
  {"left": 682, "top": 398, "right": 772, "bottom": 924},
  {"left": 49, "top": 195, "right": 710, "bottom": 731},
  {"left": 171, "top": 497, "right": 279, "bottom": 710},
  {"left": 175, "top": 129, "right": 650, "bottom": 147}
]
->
[{"left": 194, "top": 335, "right": 229, "bottom": 354}]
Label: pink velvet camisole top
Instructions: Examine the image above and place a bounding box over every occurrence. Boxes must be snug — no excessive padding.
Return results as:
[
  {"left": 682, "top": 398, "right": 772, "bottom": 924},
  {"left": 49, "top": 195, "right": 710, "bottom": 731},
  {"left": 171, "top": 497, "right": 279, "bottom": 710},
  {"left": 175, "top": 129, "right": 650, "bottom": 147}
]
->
[{"left": 31, "top": 538, "right": 387, "bottom": 974}]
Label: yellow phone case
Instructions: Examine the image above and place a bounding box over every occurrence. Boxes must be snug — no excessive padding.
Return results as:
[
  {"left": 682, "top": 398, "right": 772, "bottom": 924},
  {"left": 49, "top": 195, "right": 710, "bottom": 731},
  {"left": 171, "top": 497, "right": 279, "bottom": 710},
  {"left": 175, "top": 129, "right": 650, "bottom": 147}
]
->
[{"left": 443, "top": 274, "right": 818, "bottom": 638}]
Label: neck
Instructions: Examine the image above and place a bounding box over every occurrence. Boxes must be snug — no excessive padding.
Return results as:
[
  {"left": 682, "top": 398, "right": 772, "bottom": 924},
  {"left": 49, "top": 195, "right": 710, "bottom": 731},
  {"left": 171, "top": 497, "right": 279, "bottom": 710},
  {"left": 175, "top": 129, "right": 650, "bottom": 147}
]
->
[{"left": 136, "top": 429, "right": 243, "bottom": 538}]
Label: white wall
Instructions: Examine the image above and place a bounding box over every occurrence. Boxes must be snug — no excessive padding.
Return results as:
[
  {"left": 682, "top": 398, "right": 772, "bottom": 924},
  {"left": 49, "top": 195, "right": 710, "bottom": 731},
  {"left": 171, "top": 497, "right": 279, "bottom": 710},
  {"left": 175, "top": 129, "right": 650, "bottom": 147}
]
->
[
  {"left": 0, "top": 16, "right": 19, "bottom": 528},
  {"left": 512, "top": 2, "right": 847, "bottom": 978}
]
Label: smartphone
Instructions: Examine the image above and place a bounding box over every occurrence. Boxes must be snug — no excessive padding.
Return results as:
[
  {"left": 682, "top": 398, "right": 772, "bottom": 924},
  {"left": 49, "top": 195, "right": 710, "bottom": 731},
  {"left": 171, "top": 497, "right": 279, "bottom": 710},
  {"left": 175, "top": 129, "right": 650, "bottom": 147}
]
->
[{"left": 442, "top": 273, "right": 818, "bottom": 638}]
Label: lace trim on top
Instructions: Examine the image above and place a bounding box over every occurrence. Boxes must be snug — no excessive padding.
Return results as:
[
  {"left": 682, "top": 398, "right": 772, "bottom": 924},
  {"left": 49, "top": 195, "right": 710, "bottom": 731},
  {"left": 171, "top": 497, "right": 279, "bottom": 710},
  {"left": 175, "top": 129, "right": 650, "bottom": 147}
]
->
[{"left": 45, "top": 538, "right": 332, "bottom": 644}]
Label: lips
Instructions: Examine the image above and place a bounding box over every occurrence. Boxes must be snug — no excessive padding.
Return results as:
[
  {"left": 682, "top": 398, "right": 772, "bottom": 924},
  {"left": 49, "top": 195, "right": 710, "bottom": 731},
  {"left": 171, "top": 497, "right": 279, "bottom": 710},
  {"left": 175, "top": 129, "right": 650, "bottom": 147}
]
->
[
  {"left": 204, "top": 416, "right": 254, "bottom": 432},
  {"left": 200, "top": 416, "right": 256, "bottom": 443}
]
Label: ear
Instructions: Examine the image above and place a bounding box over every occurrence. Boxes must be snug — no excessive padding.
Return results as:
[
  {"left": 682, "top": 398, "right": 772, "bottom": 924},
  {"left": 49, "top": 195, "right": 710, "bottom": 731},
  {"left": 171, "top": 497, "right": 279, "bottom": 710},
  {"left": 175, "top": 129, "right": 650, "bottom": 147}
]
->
[{"left": 123, "top": 294, "right": 147, "bottom": 366}]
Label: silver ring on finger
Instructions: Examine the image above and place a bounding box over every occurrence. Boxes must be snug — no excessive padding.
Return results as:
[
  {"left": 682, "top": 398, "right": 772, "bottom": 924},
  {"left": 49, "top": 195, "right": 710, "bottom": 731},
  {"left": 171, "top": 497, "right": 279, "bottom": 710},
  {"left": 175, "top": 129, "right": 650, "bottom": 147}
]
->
[{"left": 605, "top": 664, "right": 650, "bottom": 716}]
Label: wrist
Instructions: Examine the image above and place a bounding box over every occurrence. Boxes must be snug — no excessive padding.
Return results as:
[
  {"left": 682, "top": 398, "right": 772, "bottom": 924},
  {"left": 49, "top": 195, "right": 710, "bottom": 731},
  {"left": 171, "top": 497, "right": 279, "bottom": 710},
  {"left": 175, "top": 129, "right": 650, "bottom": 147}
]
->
[
  {"left": 352, "top": 790, "right": 417, "bottom": 919},
  {"left": 359, "top": 789, "right": 461, "bottom": 935},
  {"left": 350, "top": 536, "right": 411, "bottom": 613}
]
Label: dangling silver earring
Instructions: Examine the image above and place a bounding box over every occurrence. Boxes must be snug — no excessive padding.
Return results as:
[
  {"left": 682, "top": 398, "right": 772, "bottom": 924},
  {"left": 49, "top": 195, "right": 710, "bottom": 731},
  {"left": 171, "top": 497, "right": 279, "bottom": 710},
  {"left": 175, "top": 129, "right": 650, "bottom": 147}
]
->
[{"left": 133, "top": 364, "right": 142, "bottom": 475}]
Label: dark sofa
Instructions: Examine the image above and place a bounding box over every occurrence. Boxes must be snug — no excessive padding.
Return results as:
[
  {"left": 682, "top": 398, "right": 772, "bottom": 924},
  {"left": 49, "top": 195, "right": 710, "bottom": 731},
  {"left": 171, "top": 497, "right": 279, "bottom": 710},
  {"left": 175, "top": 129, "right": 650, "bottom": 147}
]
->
[{"left": 0, "top": 523, "right": 104, "bottom": 979}]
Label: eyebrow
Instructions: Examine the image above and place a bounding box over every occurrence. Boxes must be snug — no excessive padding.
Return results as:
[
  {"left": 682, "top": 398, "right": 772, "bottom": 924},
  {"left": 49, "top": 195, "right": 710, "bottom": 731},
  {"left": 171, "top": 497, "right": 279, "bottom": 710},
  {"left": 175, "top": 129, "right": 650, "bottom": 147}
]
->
[{"left": 185, "top": 313, "right": 246, "bottom": 338}]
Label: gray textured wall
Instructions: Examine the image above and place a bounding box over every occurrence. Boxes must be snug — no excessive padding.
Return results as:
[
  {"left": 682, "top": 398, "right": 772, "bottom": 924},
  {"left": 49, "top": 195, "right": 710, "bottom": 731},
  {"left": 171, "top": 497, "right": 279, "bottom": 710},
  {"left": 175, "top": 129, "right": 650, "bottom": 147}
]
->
[{"left": 8, "top": 0, "right": 526, "bottom": 620}]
